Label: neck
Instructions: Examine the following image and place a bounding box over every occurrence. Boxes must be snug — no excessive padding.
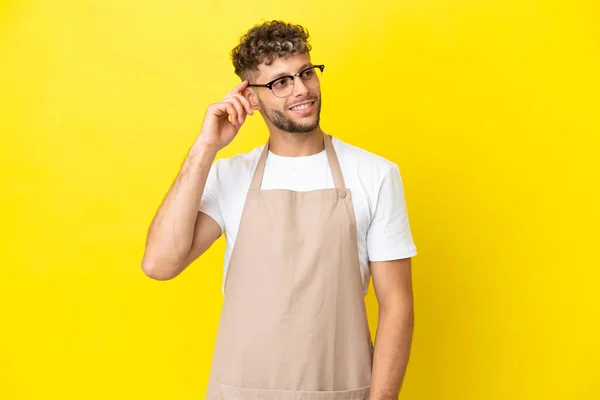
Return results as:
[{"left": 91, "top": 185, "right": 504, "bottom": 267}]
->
[{"left": 267, "top": 128, "right": 326, "bottom": 157}]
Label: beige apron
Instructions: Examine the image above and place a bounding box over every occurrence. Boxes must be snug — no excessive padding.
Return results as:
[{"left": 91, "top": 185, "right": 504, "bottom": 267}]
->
[{"left": 206, "top": 134, "right": 374, "bottom": 400}]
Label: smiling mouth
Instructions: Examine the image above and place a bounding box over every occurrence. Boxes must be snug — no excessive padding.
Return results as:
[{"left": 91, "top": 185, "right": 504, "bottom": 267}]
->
[{"left": 289, "top": 101, "right": 315, "bottom": 111}]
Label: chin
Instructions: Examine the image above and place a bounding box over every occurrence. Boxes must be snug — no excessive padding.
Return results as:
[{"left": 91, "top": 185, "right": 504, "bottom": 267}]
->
[
  {"left": 291, "top": 121, "right": 320, "bottom": 134},
  {"left": 268, "top": 104, "right": 321, "bottom": 134}
]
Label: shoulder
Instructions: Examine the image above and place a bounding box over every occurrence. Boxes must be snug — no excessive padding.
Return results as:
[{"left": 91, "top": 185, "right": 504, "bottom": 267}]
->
[
  {"left": 211, "top": 144, "right": 263, "bottom": 180},
  {"left": 331, "top": 136, "right": 398, "bottom": 180}
]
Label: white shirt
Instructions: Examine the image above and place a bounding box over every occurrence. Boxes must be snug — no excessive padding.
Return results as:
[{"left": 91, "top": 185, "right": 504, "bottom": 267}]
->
[{"left": 199, "top": 136, "right": 418, "bottom": 295}]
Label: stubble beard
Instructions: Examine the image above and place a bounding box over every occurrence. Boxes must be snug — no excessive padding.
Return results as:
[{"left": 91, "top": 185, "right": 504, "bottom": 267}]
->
[{"left": 258, "top": 96, "right": 322, "bottom": 135}]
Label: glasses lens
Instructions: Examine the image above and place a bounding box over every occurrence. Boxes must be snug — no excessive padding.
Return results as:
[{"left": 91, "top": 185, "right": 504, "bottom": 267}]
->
[
  {"left": 300, "top": 66, "right": 322, "bottom": 88},
  {"left": 272, "top": 76, "right": 294, "bottom": 98},
  {"left": 271, "top": 66, "right": 323, "bottom": 98}
]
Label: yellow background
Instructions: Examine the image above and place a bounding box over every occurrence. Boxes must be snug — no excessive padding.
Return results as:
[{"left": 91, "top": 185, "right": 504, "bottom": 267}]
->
[{"left": 1, "top": 0, "right": 599, "bottom": 399}]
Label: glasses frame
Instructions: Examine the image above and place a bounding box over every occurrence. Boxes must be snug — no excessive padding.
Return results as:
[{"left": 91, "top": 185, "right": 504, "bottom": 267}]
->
[{"left": 247, "top": 64, "right": 325, "bottom": 97}]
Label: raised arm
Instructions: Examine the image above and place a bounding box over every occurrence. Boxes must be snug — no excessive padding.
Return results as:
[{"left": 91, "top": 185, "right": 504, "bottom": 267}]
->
[{"left": 141, "top": 80, "right": 254, "bottom": 280}]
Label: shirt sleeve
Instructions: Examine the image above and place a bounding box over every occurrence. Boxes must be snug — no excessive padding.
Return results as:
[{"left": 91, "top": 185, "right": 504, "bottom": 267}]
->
[
  {"left": 366, "top": 164, "right": 418, "bottom": 261},
  {"left": 199, "top": 160, "right": 225, "bottom": 233}
]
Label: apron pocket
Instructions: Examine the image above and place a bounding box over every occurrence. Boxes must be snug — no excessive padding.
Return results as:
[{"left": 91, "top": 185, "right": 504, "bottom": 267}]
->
[{"left": 218, "top": 383, "right": 370, "bottom": 400}]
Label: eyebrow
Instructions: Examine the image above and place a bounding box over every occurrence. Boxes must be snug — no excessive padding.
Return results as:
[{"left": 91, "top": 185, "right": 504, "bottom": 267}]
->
[{"left": 267, "top": 63, "right": 314, "bottom": 82}]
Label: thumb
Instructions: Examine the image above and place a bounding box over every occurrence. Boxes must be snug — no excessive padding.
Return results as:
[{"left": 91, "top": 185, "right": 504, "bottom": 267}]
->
[{"left": 227, "top": 79, "right": 250, "bottom": 96}]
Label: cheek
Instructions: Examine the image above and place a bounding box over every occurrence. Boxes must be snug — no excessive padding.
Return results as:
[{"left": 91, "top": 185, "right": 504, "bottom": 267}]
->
[
  {"left": 256, "top": 95, "right": 281, "bottom": 111},
  {"left": 265, "top": 100, "right": 288, "bottom": 112}
]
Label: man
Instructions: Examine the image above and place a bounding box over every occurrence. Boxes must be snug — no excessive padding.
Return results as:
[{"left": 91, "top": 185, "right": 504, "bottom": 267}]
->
[{"left": 142, "top": 20, "right": 418, "bottom": 400}]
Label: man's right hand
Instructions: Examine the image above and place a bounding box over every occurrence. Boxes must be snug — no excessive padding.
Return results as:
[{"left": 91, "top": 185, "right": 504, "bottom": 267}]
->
[{"left": 197, "top": 80, "right": 255, "bottom": 152}]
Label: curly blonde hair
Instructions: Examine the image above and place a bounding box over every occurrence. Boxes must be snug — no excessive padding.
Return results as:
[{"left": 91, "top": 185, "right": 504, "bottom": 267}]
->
[{"left": 231, "top": 20, "right": 312, "bottom": 80}]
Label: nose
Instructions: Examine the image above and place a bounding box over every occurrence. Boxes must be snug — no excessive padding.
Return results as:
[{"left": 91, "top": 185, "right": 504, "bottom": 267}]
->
[{"left": 291, "top": 76, "right": 310, "bottom": 97}]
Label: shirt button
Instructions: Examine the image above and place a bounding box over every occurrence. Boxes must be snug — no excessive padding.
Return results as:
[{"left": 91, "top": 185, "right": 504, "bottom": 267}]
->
[{"left": 339, "top": 190, "right": 347, "bottom": 198}]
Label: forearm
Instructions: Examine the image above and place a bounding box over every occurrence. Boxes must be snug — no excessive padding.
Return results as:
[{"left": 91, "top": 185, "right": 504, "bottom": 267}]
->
[
  {"left": 369, "top": 305, "right": 414, "bottom": 400},
  {"left": 142, "top": 140, "right": 218, "bottom": 278}
]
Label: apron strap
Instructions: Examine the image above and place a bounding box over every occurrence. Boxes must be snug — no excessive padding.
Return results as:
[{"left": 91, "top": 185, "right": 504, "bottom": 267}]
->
[
  {"left": 250, "top": 137, "right": 270, "bottom": 190},
  {"left": 324, "top": 134, "right": 347, "bottom": 190},
  {"left": 250, "top": 134, "right": 347, "bottom": 190}
]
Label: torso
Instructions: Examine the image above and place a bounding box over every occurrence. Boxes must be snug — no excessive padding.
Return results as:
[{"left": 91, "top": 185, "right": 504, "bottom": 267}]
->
[{"left": 208, "top": 137, "right": 400, "bottom": 294}]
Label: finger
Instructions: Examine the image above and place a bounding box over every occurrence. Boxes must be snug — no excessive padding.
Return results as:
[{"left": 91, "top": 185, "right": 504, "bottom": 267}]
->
[
  {"left": 225, "top": 103, "right": 239, "bottom": 129},
  {"left": 226, "top": 79, "right": 249, "bottom": 97},
  {"left": 230, "top": 93, "right": 254, "bottom": 115},
  {"left": 224, "top": 93, "right": 253, "bottom": 115},
  {"left": 223, "top": 97, "right": 246, "bottom": 125},
  {"left": 222, "top": 98, "right": 244, "bottom": 126},
  {"left": 208, "top": 102, "right": 227, "bottom": 118},
  {"left": 209, "top": 102, "right": 235, "bottom": 123}
]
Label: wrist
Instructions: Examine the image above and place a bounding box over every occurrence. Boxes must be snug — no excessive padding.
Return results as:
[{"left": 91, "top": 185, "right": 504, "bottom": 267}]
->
[
  {"left": 190, "top": 139, "right": 219, "bottom": 158},
  {"left": 186, "top": 141, "right": 219, "bottom": 168}
]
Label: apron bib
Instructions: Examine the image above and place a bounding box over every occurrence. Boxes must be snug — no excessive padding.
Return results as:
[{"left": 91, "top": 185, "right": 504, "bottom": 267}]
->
[{"left": 206, "top": 134, "right": 373, "bottom": 400}]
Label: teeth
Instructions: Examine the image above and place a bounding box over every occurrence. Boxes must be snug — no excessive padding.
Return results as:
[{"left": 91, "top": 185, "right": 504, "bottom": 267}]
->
[{"left": 291, "top": 102, "right": 312, "bottom": 111}]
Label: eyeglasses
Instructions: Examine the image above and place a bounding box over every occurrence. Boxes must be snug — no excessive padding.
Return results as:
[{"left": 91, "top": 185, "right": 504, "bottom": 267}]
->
[{"left": 248, "top": 64, "right": 324, "bottom": 98}]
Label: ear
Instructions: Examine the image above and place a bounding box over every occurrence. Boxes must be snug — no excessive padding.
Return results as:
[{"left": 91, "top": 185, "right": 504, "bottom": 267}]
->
[{"left": 243, "top": 88, "right": 261, "bottom": 110}]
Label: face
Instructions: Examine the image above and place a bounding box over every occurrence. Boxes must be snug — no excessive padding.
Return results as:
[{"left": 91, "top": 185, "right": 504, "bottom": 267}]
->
[{"left": 247, "top": 53, "right": 322, "bottom": 134}]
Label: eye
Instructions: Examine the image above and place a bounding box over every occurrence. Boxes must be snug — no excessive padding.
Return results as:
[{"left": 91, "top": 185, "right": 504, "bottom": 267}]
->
[
  {"left": 272, "top": 77, "right": 291, "bottom": 88},
  {"left": 300, "top": 68, "right": 314, "bottom": 78}
]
